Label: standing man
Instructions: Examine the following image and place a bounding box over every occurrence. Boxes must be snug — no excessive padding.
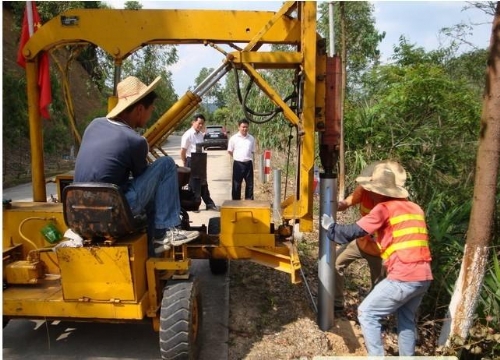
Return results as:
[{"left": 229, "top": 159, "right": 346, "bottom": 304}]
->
[
  {"left": 227, "top": 118, "right": 255, "bottom": 200},
  {"left": 75, "top": 76, "right": 199, "bottom": 256},
  {"left": 322, "top": 164, "right": 432, "bottom": 356},
  {"left": 180, "top": 113, "right": 218, "bottom": 210}
]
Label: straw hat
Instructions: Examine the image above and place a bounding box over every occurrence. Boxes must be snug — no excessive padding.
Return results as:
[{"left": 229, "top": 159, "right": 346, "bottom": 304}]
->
[
  {"left": 107, "top": 76, "right": 161, "bottom": 118},
  {"left": 356, "top": 163, "right": 409, "bottom": 198},
  {"left": 356, "top": 160, "right": 407, "bottom": 187}
]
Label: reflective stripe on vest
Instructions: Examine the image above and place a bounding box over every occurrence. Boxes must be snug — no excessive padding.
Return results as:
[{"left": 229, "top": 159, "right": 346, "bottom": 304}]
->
[
  {"left": 381, "top": 239, "right": 429, "bottom": 260},
  {"left": 379, "top": 200, "right": 431, "bottom": 262},
  {"left": 393, "top": 226, "right": 428, "bottom": 237},
  {"left": 390, "top": 213, "right": 425, "bottom": 225}
]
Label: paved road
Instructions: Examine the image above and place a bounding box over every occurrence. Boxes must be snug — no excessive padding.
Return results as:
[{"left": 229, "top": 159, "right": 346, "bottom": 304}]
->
[{"left": 2, "top": 135, "right": 232, "bottom": 360}]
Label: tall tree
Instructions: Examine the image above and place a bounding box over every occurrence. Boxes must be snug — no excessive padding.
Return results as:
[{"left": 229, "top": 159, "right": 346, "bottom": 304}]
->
[{"left": 439, "top": 1, "right": 500, "bottom": 348}]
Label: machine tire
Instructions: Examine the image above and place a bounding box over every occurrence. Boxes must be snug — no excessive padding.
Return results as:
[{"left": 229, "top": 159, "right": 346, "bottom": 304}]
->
[
  {"left": 159, "top": 278, "right": 202, "bottom": 360},
  {"left": 207, "top": 217, "right": 229, "bottom": 275}
]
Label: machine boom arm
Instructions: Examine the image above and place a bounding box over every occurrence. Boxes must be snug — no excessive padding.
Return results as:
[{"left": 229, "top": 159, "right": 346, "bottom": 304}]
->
[{"left": 20, "top": 2, "right": 339, "bottom": 231}]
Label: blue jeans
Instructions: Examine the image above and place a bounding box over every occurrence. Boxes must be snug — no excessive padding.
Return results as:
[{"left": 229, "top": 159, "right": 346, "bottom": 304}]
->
[
  {"left": 124, "top": 156, "right": 180, "bottom": 231},
  {"left": 358, "top": 278, "right": 431, "bottom": 356}
]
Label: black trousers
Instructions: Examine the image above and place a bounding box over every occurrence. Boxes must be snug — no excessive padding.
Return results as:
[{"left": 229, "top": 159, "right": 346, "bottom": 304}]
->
[
  {"left": 186, "top": 157, "right": 215, "bottom": 207},
  {"left": 232, "top": 160, "right": 253, "bottom": 200}
]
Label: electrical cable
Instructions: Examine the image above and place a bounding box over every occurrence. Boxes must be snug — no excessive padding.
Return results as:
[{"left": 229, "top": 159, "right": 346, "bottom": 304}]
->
[{"left": 232, "top": 64, "right": 297, "bottom": 125}]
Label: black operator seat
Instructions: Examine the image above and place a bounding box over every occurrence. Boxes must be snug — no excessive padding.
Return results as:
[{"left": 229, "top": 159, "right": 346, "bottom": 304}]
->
[{"left": 62, "top": 183, "right": 147, "bottom": 241}]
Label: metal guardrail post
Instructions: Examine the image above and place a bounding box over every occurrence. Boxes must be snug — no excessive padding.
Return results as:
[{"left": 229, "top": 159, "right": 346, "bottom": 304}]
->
[
  {"left": 272, "top": 169, "right": 281, "bottom": 223},
  {"left": 317, "top": 172, "right": 337, "bottom": 331}
]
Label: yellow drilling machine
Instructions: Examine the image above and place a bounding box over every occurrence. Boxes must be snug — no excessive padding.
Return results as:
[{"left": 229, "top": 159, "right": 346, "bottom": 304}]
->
[{"left": 3, "top": 2, "right": 341, "bottom": 359}]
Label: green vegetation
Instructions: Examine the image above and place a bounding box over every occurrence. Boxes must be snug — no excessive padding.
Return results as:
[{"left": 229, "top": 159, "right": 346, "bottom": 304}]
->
[{"left": 3, "top": 1, "right": 498, "bottom": 357}]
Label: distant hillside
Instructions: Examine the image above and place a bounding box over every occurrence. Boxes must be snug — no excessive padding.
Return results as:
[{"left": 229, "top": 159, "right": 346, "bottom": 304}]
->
[{"left": 2, "top": 5, "right": 103, "bottom": 187}]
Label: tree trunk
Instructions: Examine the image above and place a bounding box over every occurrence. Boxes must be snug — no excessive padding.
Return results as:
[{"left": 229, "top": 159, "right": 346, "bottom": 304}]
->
[{"left": 438, "top": 1, "right": 500, "bottom": 348}]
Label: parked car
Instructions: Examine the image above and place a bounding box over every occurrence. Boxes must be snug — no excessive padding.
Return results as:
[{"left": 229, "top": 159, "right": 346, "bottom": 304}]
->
[{"left": 203, "top": 125, "right": 228, "bottom": 150}]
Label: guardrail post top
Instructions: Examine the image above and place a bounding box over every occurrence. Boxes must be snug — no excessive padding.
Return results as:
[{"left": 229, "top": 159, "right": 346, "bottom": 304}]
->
[{"left": 264, "top": 150, "right": 271, "bottom": 183}]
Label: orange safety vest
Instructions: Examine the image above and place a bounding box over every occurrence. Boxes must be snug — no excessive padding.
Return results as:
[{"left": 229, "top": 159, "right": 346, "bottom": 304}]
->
[
  {"left": 356, "top": 189, "right": 380, "bottom": 256},
  {"left": 378, "top": 200, "right": 431, "bottom": 263}
]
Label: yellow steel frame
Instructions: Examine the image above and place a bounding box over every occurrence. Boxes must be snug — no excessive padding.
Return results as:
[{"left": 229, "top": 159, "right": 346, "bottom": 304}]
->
[
  {"left": 6, "top": 1, "right": 326, "bottom": 322},
  {"left": 20, "top": 1, "right": 322, "bottom": 229}
]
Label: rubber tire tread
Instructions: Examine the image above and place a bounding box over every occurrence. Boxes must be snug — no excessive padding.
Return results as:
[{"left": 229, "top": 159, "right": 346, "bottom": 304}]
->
[{"left": 159, "top": 278, "right": 202, "bottom": 360}]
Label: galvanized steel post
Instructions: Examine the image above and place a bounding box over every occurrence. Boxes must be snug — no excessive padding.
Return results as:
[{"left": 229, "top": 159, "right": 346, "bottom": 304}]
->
[
  {"left": 273, "top": 169, "right": 281, "bottom": 223},
  {"left": 317, "top": 172, "right": 337, "bottom": 330}
]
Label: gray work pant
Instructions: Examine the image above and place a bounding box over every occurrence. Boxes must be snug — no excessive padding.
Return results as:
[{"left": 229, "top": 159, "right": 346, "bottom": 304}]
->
[{"left": 334, "top": 240, "right": 384, "bottom": 307}]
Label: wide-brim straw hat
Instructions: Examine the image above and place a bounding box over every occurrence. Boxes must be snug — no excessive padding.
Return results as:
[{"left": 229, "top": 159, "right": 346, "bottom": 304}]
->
[
  {"left": 107, "top": 76, "right": 161, "bottom": 118},
  {"left": 356, "top": 163, "right": 409, "bottom": 198},
  {"left": 356, "top": 160, "right": 407, "bottom": 187}
]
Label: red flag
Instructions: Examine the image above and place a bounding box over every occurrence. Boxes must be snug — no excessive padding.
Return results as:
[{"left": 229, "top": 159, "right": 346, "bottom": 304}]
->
[{"left": 17, "top": 2, "right": 52, "bottom": 119}]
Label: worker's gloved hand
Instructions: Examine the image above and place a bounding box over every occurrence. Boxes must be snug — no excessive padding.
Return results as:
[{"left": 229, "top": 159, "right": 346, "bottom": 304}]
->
[{"left": 321, "top": 214, "right": 334, "bottom": 230}]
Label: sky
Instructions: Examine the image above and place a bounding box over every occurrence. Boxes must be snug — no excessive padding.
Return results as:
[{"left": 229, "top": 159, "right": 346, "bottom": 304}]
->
[{"left": 104, "top": 1, "right": 494, "bottom": 96}]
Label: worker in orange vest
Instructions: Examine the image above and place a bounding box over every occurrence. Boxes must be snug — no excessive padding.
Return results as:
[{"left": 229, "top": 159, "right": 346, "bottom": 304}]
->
[
  {"left": 334, "top": 160, "right": 407, "bottom": 312},
  {"left": 322, "top": 163, "right": 432, "bottom": 356}
]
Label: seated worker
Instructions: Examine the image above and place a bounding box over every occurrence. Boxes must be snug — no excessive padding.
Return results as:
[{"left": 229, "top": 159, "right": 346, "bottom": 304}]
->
[
  {"left": 74, "top": 76, "right": 199, "bottom": 255},
  {"left": 334, "top": 160, "right": 407, "bottom": 311},
  {"left": 322, "top": 164, "right": 432, "bottom": 356}
]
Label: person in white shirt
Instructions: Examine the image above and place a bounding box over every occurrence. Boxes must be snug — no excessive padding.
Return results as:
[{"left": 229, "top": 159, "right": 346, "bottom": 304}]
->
[
  {"left": 227, "top": 119, "right": 255, "bottom": 200},
  {"left": 180, "top": 114, "right": 218, "bottom": 210}
]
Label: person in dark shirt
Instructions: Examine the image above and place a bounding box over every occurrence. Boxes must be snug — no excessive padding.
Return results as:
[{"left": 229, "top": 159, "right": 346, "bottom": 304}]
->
[{"left": 75, "top": 76, "right": 199, "bottom": 255}]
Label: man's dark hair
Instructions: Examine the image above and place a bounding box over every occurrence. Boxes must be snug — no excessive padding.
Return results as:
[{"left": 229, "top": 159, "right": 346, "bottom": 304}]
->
[
  {"left": 193, "top": 113, "right": 206, "bottom": 121},
  {"left": 121, "top": 91, "right": 158, "bottom": 115},
  {"left": 123, "top": 91, "right": 158, "bottom": 114},
  {"left": 136, "top": 91, "right": 158, "bottom": 108},
  {"left": 238, "top": 118, "right": 249, "bottom": 126}
]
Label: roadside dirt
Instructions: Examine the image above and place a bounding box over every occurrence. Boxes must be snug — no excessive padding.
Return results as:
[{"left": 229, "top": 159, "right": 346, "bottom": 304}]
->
[
  {"left": 226, "top": 177, "right": 371, "bottom": 359},
  {"left": 225, "top": 164, "right": 437, "bottom": 359},
  {"left": 227, "top": 260, "right": 369, "bottom": 359}
]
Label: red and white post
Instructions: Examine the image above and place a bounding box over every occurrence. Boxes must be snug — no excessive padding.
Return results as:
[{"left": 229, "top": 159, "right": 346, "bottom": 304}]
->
[{"left": 264, "top": 150, "right": 271, "bottom": 182}]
